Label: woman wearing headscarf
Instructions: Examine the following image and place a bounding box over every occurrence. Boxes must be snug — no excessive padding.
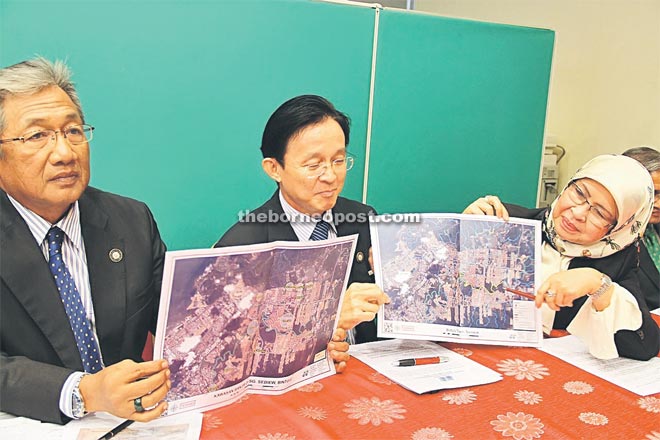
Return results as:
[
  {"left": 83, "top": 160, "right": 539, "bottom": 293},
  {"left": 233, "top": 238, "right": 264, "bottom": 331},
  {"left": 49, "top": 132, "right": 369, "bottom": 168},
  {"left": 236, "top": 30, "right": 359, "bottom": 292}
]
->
[{"left": 463, "top": 155, "right": 660, "bottom": 360}]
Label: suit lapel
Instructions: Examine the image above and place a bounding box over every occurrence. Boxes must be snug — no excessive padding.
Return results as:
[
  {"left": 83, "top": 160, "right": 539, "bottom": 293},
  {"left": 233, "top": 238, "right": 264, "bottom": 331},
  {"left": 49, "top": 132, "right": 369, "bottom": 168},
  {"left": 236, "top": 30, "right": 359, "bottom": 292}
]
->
[
  {"left": 333, "top": 197, "right": 354, "bottom": 238},
  {"left": 0, "top": 192, "right": 83, "bottom": 369},
  {"left": 334, "top": 205, "right": 348, "bottom": 237},
  {"left": 264, "top": 192, "right": 298, "bottom": 242},
  {"left": 78, "top": 191, "right": 127, "bottom": 363}
]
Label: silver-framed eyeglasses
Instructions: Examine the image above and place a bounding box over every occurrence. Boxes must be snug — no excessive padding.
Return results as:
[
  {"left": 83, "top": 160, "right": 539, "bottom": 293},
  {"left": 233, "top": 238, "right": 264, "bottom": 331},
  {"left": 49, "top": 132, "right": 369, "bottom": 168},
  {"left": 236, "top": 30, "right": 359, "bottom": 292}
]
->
[
  {"left": 300, "top": 154, "right": 355, "bottom": 179},
  {"left": 564, "top": 182, "right": 617, "bottom": 229},
  {"left": 0, "top": 124, "right": 94, "bottom": 151}
]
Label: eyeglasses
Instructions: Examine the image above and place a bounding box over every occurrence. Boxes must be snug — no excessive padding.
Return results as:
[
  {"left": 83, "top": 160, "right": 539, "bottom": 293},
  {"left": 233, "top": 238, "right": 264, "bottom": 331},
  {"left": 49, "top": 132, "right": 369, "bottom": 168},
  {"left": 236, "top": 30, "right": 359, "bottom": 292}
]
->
[
  {"left": 299, "top": 155, "right": 355, "bottom": 179},
  {"left": 0, "top": 124, "right": 94, "bottom": 151},
  {"left": 564, "top": 182, "right": 617, "bottom": 229}
]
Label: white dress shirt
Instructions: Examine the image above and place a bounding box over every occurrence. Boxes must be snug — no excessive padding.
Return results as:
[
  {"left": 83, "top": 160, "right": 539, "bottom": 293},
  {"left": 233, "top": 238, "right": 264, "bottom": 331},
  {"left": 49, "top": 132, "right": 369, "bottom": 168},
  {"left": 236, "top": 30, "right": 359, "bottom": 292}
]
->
[{"left": 279, "top": 191, "right": 337, "bottom": 240}]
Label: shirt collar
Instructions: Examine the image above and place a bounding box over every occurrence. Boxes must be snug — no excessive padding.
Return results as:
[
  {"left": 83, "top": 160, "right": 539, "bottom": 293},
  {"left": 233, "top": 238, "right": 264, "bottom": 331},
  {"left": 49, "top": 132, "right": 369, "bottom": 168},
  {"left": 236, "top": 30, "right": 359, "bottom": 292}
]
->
[
  {"left": 278, "top": 190, "right": 337, "bottom": 233},
  {"left": 7, "top": 195, "right": 83, "bottom": 251}
]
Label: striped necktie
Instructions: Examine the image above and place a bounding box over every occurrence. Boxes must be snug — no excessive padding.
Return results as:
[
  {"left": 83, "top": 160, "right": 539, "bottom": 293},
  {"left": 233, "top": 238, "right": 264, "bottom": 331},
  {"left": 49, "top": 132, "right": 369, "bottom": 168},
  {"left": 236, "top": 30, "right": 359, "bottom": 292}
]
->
[
  {"left": 309, "top": 219, "right": 330, "bottom": 241},
  {"left": 46, "top": 226, "right": 103, "bottom": 373}
]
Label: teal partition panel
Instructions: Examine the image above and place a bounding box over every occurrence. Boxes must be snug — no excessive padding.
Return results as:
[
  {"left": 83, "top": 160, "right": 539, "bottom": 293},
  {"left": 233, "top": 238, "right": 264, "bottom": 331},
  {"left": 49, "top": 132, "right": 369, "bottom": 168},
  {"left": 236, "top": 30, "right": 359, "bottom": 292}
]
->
[
  {"left": 0, "top": 0, "right": 375, "bottom": 250},
  {"left": 366, "top": 9, "right": 554, "bottom": 213}
]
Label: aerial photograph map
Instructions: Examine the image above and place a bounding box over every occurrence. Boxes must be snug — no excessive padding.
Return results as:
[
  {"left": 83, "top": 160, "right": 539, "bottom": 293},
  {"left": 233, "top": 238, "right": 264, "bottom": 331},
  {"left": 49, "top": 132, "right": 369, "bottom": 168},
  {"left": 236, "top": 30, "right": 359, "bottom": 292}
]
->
[
  {"left": 371, "top": 214, "right": 542, "bottom": 346},
  {"left": 154, "top": 236, "right": 357, "bottom": 414}
]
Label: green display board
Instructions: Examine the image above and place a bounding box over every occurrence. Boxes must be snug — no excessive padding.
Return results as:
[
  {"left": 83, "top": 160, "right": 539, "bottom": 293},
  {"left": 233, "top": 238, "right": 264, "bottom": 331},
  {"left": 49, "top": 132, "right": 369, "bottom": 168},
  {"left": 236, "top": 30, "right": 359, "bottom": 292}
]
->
[
  {"left": 366, "top": 9, "right": 554, "bottom": 213},
  {"left": 1, "top": 1, "right": 553, "bottom": 249},
  {"left": 0, "top": 0, "right": 376, "bottom": 250}
]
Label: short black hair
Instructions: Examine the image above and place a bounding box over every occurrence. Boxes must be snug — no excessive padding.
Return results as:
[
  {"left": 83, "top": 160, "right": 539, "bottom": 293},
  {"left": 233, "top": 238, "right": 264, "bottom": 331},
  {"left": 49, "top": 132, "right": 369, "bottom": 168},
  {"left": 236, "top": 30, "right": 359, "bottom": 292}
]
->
[{"left": 260, "top": 94, "right": 350, "bottom": 165}]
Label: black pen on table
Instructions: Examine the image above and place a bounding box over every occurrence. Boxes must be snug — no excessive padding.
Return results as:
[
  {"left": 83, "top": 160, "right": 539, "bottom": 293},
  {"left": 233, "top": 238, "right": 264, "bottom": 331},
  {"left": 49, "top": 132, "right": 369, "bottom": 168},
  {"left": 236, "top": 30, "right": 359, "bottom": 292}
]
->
[
  {"left": 97, "top": 419, "right": 134, "bottom": 440},
  {"left": 393, "top": 356, "right": 448, "bottom": 367}
]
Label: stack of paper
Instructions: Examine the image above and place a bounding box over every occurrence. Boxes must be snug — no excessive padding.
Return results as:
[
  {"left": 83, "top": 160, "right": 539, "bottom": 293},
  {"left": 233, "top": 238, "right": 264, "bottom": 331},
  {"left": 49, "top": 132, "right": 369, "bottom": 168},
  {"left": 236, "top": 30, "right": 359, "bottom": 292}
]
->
[
  {"left": 349, "top": 339, "right": 502, "bottom": 394},
  {"left": 540, "top": 335, "right": 660, "bottom": 396}
]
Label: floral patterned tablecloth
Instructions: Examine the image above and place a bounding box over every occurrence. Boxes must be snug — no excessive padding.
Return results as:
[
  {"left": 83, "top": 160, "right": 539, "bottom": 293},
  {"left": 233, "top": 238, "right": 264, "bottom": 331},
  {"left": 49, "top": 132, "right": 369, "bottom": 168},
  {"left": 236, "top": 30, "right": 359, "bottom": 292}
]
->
[{"left": 199, "top": 336, "right": 659, "bottom": 440}]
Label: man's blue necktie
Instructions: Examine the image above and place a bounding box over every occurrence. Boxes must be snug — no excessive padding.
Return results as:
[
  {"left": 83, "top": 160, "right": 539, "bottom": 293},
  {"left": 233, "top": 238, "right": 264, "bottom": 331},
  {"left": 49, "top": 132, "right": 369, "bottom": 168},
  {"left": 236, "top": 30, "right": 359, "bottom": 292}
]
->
[
  {"left": 309, "top": 219, "right": 330, "bottom": 241},
  {"left": 47, "top": 226, "right": 102, "bottom": 373}
]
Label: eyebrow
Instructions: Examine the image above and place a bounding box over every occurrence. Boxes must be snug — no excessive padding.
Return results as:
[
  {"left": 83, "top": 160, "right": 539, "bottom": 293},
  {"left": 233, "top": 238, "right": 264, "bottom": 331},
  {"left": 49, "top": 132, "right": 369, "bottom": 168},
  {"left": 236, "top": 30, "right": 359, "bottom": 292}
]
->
[
  {"left": 299, "top": 147, "right": 347, "bottom": 163},
  {"left": 578, "top": 182, "right": 615, "bottom": 219},
  {"left": 578, "top": 182, "right": 591, "bottom": 198},
  {"left": 23, "top": 113, "right": 81, "bottom": 129}
]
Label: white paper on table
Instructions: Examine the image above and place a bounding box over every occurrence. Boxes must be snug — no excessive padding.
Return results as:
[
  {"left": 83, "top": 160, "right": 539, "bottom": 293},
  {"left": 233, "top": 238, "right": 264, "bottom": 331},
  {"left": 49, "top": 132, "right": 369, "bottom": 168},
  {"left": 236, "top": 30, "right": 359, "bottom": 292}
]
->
[
  {"left": 349, "top": 339, "right": 502, "bottom": 394},
  {"left": 61, "top": 411, "right": 203, "bottom": 440},
  {"left": 0, "top": 412, "right": 64, "bottom": 439},
  {"left": 540, "top": 335, "right": 660, "bottom": 396}
]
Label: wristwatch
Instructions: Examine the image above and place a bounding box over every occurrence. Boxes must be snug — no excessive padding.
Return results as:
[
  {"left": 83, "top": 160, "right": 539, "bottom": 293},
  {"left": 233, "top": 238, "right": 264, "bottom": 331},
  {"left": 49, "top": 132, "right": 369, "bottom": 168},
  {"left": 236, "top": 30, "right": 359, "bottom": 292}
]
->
[
  {"left": 588, "top": 273, "right": 612, "bottom": 300},
  {"left": 72, "top": 373, "right": 89, "bottom": 418}
]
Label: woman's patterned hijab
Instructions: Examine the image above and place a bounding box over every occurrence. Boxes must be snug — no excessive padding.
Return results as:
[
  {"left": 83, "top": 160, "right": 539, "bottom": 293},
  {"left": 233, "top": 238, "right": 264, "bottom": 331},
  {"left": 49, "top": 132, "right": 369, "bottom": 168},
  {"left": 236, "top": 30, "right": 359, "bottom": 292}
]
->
[{"left": 543, "top": 154, "right": 654, "bottom": 258}]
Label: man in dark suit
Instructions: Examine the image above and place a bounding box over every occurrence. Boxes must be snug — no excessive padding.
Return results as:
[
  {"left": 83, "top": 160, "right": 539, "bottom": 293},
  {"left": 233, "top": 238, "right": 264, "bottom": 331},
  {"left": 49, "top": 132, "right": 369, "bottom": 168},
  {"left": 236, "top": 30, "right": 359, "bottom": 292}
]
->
[
  {"left": 0, "top": 58, "right": 170, "bottom": 424},
  {"left": 623, "top": 147, "right": 660, "bottom": 310},
  {"left": 215, "top": 95, "right": 389, "bottom": 357},
  {"left": 639, "top": 222, "right": 660, "bottom": 309}
]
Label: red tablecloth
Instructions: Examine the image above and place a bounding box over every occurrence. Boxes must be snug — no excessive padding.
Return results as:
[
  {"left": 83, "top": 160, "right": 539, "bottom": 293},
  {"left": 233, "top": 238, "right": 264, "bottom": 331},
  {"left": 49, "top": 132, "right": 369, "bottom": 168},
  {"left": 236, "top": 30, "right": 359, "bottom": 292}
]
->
[{"left": 199, "top": 332, "right": 660, "bottom": 439}]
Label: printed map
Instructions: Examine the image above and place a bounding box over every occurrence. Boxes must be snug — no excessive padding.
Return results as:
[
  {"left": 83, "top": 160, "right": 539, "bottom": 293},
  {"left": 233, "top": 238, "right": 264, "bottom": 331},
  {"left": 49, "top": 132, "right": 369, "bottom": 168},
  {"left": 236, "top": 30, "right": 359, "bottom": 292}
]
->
[
  {"left": 372, "top": 215, "right": 541, "bottom": 346},
  {"left": 154, "top": 237, "right": 356, "bottom": 413}
]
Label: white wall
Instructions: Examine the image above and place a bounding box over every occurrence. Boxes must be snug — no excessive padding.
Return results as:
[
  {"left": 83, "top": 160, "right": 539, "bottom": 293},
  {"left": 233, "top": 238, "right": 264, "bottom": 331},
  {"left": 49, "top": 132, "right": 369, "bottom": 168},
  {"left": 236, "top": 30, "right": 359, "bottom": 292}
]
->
[{"left": 415, "top": 0, "right": 660, "bottom": 191}]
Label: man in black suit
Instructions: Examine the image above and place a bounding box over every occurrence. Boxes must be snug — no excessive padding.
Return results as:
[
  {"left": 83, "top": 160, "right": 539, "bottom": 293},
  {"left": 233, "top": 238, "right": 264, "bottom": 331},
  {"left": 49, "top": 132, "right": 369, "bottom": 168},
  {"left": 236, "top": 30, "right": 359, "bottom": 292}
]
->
[
  {"left": 215, "top": 95, "right": 389, "bottom": 358},
  {"left": 0, "top": 58, "right": 170, "bottom": 423},
  {"left": 623, "top": 147, "right": 660, "bottom": 310}
]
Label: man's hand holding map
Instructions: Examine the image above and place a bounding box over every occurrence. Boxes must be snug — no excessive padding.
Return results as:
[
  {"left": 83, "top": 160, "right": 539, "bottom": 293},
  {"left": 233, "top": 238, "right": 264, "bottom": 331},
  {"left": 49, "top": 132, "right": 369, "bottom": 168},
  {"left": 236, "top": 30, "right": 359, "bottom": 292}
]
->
[{"left": 154, "top": 236, "right": 357, "bottom": 415}]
